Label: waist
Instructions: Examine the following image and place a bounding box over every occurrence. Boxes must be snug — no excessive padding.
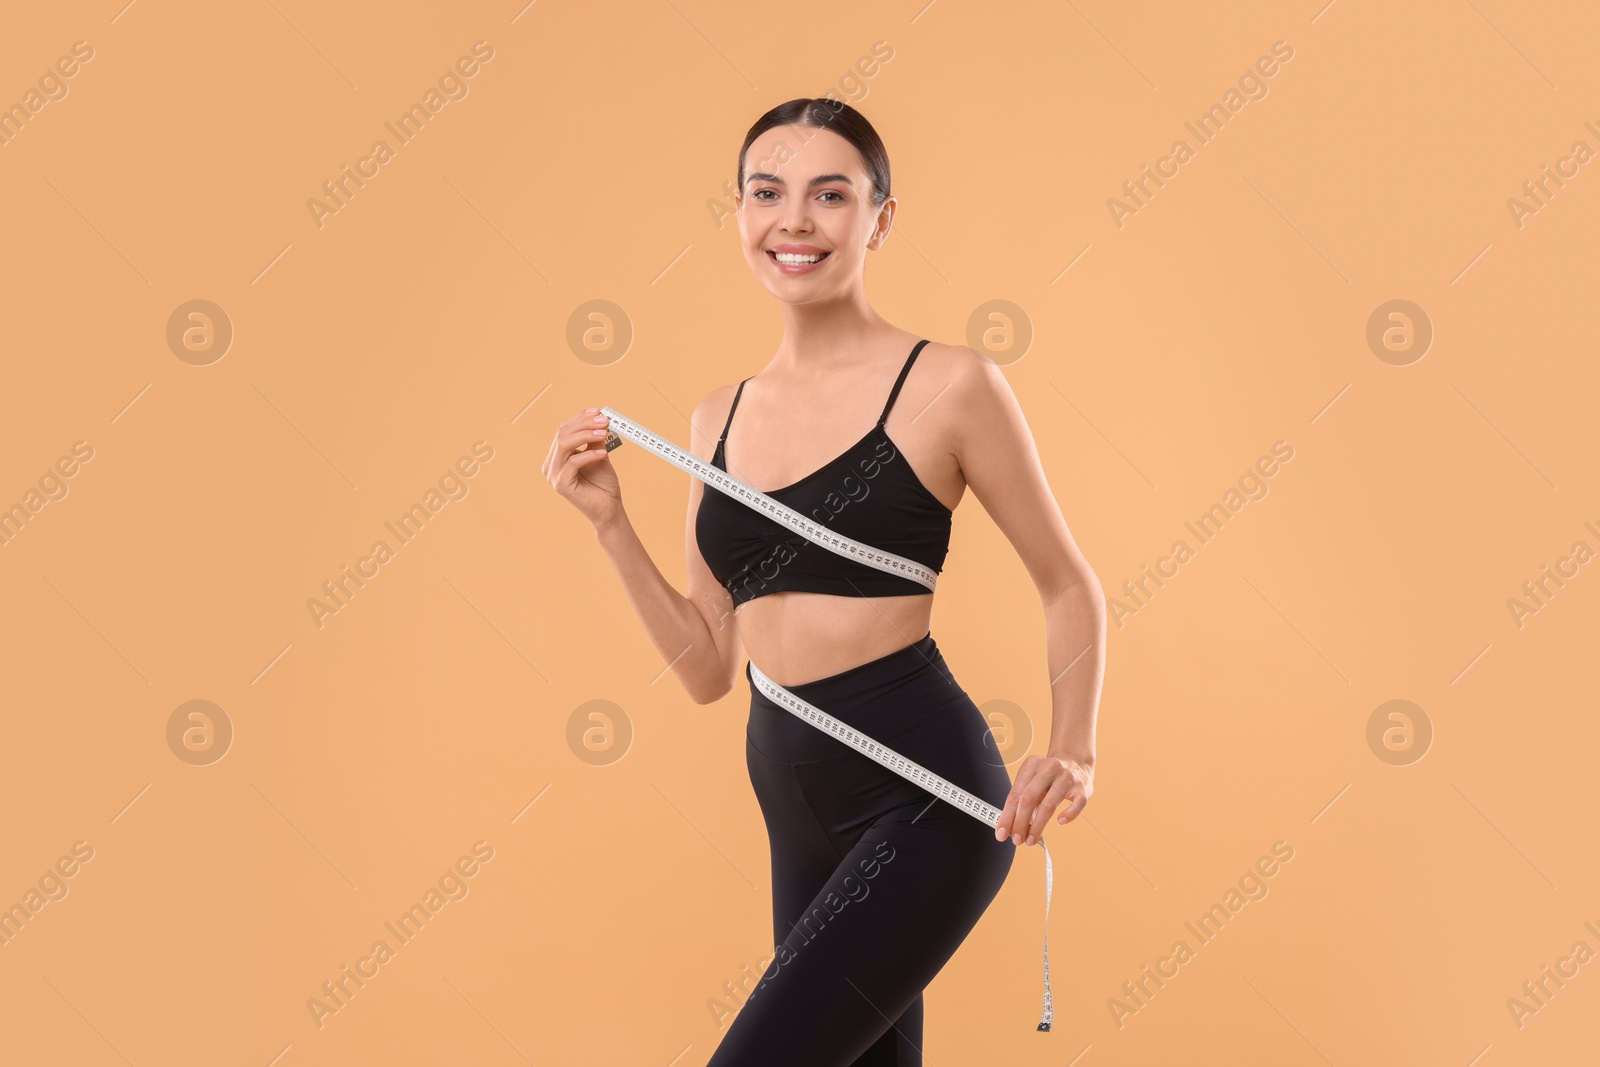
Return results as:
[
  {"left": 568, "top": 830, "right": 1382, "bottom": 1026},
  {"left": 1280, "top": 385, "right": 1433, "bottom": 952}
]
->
[
  {"left": 746, "top": 629, "right": 965, "bottom": 718},
  {"left": 735, "top": 593, "right": 934, "bottom": 686},
  {"left": 744, "top": 630, "right": 979, "bottom": 767}
]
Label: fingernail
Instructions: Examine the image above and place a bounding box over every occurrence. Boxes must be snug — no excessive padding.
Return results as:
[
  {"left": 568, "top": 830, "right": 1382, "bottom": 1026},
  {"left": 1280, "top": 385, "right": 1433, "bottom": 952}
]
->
[
  {"left": 1025, "top": 835, "right": 1035, "bottom": 846},
  {"left": 994, "top": 827, "right": 1005, "bottom": 841},
  {"left": 1012, "top": 833, "right": 1022, "bottom": 845},
  {"left": 586, "top": 407, "right": 598, "bottom": 413}
]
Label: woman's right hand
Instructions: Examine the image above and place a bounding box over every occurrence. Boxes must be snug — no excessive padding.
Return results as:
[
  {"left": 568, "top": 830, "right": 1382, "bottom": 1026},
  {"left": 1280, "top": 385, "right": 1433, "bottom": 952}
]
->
[{"left": 542, "top": 408, "right": 623, "bottom": 531}]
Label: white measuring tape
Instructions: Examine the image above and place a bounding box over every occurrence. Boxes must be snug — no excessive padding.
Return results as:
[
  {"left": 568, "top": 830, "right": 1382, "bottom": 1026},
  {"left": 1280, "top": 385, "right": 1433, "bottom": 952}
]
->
[
  {"left": 599, "top": 405, "right": 1055, "bottom": 1033},
  {"left": 599, "top": 407, "right": 939, "bottom": 592}
]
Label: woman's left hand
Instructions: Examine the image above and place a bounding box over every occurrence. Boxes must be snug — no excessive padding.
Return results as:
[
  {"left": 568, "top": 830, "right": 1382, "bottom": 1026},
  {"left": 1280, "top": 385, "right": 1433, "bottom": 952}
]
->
[{"left": 995, "top": 753, "right": 1094, "bottom": 846}]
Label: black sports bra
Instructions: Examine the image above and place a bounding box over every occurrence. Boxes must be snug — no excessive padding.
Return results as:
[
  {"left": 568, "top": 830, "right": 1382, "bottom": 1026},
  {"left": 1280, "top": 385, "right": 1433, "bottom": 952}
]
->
[{"left": 695, "top": 339, "right": 954, "bottom": 606}]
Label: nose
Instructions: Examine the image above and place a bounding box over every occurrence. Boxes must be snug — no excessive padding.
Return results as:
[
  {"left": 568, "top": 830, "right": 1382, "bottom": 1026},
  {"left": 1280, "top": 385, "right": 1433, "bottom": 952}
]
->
[{"left": 780, "top": 196, "right": 812, "bottom": 234}]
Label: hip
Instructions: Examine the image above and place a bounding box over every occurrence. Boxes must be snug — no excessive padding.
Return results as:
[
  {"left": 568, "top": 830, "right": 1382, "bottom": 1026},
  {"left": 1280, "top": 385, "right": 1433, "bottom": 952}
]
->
[{"left": 744, "top": 631, "right": 1015, "bottom": 815}]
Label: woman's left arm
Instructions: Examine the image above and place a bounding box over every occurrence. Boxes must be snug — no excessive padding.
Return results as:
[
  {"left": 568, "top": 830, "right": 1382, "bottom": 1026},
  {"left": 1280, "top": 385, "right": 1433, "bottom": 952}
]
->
[{"left": 944, "top": 349, "right": 1107, "bottom": 848}]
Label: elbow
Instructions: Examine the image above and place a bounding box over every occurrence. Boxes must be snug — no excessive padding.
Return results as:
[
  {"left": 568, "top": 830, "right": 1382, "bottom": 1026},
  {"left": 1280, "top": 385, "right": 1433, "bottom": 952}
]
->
[
  {"left": 677, "top": 611, "right": 742, "bottom": 705},
  {"left": 680, "top": 671, "right": 714, "bottom": 705},
  {"left": 1042, "top": 569, "right": 1107, "bottom": 614},
  {"left": 684, "top": 670, "right": 736, "bottom": 706}
]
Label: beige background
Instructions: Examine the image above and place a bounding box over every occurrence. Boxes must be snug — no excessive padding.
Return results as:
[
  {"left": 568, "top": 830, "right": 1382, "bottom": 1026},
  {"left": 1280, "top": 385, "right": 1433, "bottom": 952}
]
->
[{"left": 2, "top": 0, "right": 1596, "bottom": 1064}]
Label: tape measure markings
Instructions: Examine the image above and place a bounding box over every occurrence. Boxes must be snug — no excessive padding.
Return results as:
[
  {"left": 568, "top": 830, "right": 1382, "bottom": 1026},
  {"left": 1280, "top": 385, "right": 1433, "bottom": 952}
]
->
[
  {"left": 598, "top": 404, "right": 1054, "bottom": 1033},
  {"left": 600, "top": 408, "right": 937, "bottom": 591}
]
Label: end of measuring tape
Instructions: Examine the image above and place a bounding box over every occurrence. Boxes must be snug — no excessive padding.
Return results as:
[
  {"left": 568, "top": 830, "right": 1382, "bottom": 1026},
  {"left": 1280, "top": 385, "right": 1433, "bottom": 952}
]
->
[
  {"left": 611, "top": 402, "right": 1043, "bottom": 1027},
  {"left": 597, "top": 407, "right": 625, "bottom": 452},
  {"left": 1036, "top": 837, "right": 1055, "bottom": 1033}
]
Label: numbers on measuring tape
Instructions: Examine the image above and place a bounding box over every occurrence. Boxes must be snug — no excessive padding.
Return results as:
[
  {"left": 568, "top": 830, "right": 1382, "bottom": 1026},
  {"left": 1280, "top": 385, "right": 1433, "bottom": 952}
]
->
[
  {"left": 600, "top": 403, "right": 1054, "bottom": 1034},
  {"left": 600, "top": 408, "right": 938, "bottom": 591}
]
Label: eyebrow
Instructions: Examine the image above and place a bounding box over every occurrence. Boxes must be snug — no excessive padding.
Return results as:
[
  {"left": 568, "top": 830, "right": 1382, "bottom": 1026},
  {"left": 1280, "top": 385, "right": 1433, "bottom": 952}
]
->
[{"left": 745, "top": 172, "right": 855, "bottom": 188}]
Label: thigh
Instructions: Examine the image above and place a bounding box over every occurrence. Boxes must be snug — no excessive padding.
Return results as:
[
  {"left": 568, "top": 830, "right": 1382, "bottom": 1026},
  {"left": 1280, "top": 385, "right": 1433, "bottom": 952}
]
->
[
  {"left": 705, "top": 798, "right": 1013, "bottom": 1067},
  {"left": 742, "top": 736, "right": 927, "bottom": 1066},
  {"left": 746, "top": 736, "right": 847, "bottom": 947}
]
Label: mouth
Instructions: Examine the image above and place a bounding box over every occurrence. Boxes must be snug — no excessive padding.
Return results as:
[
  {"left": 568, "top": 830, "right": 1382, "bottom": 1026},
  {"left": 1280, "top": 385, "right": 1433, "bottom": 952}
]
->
[{"left": 766, "top": 249, "right": 831, "bottom": 271}]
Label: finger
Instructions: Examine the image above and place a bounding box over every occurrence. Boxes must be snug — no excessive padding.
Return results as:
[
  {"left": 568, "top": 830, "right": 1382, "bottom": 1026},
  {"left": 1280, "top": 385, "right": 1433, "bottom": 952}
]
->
[
  {"left": 995, "top": 757, "right": 1039, "bottom": 841},
  {"left": 568, "top": 407, "right": 604, "bottom": 431},
  {"left": 556, "top": 411, "right": 609, "bottom": 447},
  {"left": 551, "top": 425, "right": 612, "bottom": 480},
  {"left": 582, "top": 412, "right": 612, "bottom": 445},
  {"left": 544, "top": 412, "right": 591, "bottom": 480},
  {"left": 1006, "top": 761, "right": 1051, "bottom": 845},
  {"left": 995, "top": 769, "right": 1024, "bottom": 840},
  {"left": 994, "top": 791, "right": 1018, "bottom": 842},
  {"left": 1056, "top": 790, "right": 1089, "bottom": 825},
  {"left": 560, "top": 445, "right": 612, "bottom": 482},
  {"left": 540, "top": 426, "right": 559, "bottom": 481},
  {"left": 1014, "top": 781, "right": 1059, "bottom": 846},
  {"left": 545, "top": 432, "right": 578, "bottom": 486},
  {"left": 569, "top": 424, "right": 612, "bottom": 451},
  {"left": 1024, "top": 775, "right": 1077, "bottom": 843}
]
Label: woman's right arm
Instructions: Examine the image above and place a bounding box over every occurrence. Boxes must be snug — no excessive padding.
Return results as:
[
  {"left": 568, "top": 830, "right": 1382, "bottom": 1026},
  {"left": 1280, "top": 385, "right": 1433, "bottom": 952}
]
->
[{"left": 543, "top": 393, "right": 743, "bottom": 705}]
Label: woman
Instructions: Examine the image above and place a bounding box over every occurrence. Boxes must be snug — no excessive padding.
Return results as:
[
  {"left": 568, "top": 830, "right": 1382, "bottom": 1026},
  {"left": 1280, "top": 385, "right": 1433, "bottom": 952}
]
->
[{"left": 544, "top": 98, "right": 1105, "bottom": 1065}]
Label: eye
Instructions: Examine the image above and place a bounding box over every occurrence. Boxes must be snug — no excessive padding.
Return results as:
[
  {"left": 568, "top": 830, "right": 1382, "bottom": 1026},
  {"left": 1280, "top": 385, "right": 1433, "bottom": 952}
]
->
[
  {"left": 818, "top": 190, "right": 845, "bottom": 203},
  {"left": 751, "top": 188, "right": 778, "bottom": 201}
]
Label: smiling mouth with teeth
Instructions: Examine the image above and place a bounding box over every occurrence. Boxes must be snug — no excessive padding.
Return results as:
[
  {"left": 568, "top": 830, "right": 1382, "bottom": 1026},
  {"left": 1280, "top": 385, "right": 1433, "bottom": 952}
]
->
[{"left": 769, "top": 250, "right": 830, "bottom": 265}]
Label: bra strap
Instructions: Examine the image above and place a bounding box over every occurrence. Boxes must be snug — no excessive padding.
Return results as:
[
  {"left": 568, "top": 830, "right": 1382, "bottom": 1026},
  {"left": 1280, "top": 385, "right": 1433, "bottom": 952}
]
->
[
  {"left": 718, "top": 377, "right": 751, "bottom": 444},
  {"left": 878, "top": 339, "right": 932, "bottom": 426}
]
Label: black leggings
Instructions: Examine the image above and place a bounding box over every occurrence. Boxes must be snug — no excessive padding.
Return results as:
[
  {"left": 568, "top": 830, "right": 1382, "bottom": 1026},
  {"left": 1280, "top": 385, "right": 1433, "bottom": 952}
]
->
[{"left": 707, "top": 632, "right": 1015, "bottom": 1067}]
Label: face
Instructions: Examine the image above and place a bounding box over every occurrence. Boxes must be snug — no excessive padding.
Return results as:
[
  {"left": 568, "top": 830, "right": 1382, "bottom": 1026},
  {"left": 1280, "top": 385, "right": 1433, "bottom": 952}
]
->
[{"left": 736, "top": 124, "right": 894, "bottom": 304}]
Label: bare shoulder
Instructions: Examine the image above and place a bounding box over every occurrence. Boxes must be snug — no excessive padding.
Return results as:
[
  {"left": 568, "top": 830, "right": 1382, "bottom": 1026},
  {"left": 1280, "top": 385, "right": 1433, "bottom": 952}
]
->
[
  {"left": 909, "top": 339, "right": 1014, "bottom": 422},
  {"left": 689, "top": 380, "right": 742, "bottom": 457},
  {"left": 914, "top": 338, "right": 997, "bottom": 377}
]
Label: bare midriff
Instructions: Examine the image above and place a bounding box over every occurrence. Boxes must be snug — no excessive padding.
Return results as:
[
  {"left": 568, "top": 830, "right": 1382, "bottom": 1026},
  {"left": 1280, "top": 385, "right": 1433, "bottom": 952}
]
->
[{"left": 735, "top": 590, "right": 936, "bottom": 688}]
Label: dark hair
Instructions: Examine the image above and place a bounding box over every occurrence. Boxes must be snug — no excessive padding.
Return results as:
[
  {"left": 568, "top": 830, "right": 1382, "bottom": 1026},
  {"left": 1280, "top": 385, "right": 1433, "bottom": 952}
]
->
[{"left": 737, "top": 98, "right": 891, "bottom": 208}]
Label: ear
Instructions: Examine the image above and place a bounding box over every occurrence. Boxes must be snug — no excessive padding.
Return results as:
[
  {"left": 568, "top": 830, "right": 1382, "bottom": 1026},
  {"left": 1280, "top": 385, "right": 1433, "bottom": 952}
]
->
[{"left": 866, "top": 196, "right": 897, "bottom": 250}]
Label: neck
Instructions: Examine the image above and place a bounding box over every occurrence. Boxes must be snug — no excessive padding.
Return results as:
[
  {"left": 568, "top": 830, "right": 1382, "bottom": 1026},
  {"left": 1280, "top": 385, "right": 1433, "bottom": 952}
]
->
[{"left": 771, "top": 291, "right": 887, "bottom": 377}]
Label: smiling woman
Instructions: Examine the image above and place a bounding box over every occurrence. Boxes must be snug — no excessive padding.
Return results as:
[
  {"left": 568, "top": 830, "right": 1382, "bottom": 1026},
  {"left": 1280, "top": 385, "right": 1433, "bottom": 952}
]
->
[{"left": 545, "top": 97, "right": 1107, "bottom": 1064}]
